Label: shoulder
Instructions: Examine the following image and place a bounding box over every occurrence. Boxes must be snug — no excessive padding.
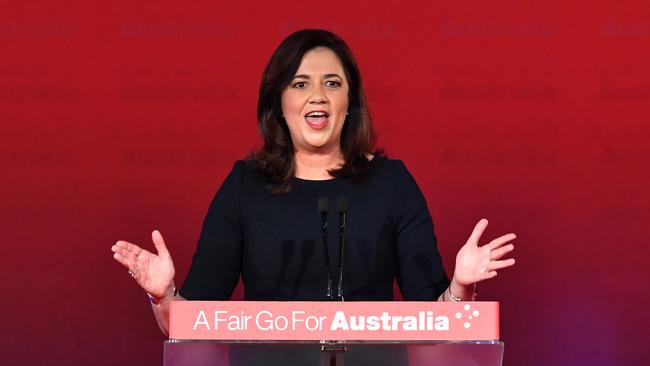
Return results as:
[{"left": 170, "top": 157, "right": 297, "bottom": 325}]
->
[
  {"left": 230, "top": 159, "right": 260, "bottom": 177},
  {"left": 355, "top": 155, "right": 417, "bottom": 196},
  {"left": 215, "top": 160, "right": 252, "bottom": 192},
  {"left": 221, "top": 160, "right": 246, "bottom": 181},
  {"left": 226, "top": 159, "right": 258, "bottom": 183},
  {"left": 367, "top": 154, "right": 411, "bottom": 177},
  {"left": 369, "top": 155, "right": 425, "bottom": 202},
  {"left": 230, "top": 159, "right": 272, "bottom": 188}
]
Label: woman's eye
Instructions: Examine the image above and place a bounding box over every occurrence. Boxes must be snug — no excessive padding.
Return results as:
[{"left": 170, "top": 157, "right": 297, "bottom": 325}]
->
[
  {"left": 293, "top": 82, "right": 306, "bottom": 88},
  {"left": 326, "top": 80, "right": 341, "bottom": 87}
]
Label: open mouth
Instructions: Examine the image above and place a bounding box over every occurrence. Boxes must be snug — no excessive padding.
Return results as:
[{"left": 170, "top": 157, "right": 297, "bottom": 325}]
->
[{"left": 305, "top": 111, "right": 330, "bottom": 130}]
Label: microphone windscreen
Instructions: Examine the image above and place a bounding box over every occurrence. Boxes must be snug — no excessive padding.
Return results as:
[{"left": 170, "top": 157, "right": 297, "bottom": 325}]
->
[
  {"left": 318, "top": 196, "right": 329, "bottom": 213},
  {"left": 337, "top": 196, "right": 348, "bottom": 212}
]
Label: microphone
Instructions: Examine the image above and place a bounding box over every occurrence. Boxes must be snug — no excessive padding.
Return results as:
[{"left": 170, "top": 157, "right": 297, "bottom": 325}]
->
[
  {"left": 318, "top": 197, "right": 333, "bottom": 301},
  {"left": 336, "top": 196, "right": 348, "bottom": 301}
]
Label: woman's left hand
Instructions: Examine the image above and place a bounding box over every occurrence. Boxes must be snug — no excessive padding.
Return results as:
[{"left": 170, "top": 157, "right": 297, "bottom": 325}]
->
[{"left": 453, "top": 219, "right": 516, "bottom": 286}]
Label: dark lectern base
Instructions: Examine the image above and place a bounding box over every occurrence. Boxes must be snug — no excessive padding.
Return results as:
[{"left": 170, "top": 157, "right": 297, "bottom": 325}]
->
[{"left": 164, "top": 340, "right": 504, "bottom": 366}]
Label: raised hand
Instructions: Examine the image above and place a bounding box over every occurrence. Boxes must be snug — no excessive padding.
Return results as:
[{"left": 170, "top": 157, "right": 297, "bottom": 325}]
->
[
  {"left": 111, "top": 230, "right": 176, "bottom": 299},
  {"left": 453, "top": 219, "right": 516, "bottom": 286}
]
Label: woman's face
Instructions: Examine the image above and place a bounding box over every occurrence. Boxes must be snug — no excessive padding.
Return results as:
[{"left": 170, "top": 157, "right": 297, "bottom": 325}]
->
[{"left": 281, "top": 47, "right": 349, "bottom": 154}]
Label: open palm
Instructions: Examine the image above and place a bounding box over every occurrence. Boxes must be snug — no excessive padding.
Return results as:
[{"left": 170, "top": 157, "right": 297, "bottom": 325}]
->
[
  {"left": 111, "top": 230, "right": 175, "bottom": 299},
  {"left": 454, "top": 219, "right": 516, "bottom": 286}
]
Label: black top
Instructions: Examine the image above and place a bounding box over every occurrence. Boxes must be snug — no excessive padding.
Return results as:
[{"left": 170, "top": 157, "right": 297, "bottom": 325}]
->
[{"left": 180, "top": 155, "right": 450, "bottom": 301}]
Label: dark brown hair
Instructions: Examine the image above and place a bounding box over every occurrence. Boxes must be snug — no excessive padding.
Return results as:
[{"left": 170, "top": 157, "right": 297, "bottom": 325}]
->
[{"left": 247, "top": 29, "right": 378, "bottom": 194}]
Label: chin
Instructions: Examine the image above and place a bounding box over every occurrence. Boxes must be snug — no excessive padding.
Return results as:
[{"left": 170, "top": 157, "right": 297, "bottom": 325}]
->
[
  {"left": 303, "top": 134, "right": 331, "bottom": 147},
  {"left": 306, "top": 142, "right": 329, "bottom": 150},
  {"left": 303, "top": 138, "right": 334, "bottom": 150}
]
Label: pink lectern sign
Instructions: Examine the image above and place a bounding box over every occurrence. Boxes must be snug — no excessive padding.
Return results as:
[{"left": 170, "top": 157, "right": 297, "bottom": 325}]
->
[{"left": 169, "top": 301, "right": 499, "bottom": 341}]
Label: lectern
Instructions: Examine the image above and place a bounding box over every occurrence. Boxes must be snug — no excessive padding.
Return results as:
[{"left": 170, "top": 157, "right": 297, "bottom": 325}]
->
[{"left": 164, "top": 301, "right": 503, "bottom": 366}]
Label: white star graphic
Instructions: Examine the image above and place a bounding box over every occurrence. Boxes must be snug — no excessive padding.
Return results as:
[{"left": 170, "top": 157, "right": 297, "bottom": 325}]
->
[
  {"left": 473, "top": 310, "right": 480, "bottom": 317},
  {"left": 469, "top": 316, "right": 473, "bottom": 320},
  {"left": 464, "top": 304, "right": 471, "bottom": 311},
  {"left": 455, "top": 312, "right": 462, "bottom": 319},
  {"left": 464, "top": 322, "right": 471, "bottom": 329}
]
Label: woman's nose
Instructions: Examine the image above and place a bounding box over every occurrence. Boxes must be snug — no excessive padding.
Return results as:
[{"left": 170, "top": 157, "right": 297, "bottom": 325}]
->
[{"left": 308, "top": 85, "right": 328, "bottom": 104}]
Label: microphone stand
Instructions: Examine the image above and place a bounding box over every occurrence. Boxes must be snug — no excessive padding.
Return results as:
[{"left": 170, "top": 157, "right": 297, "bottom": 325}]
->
[
  {"left": 336, "top": 196, "right": 347, "bottom": 302},
  {"left": 318, "top": 197, "right": 333, "bottom": 301},
  {"left": 319, "top": 197, "right": 349, "bottom": 366}
]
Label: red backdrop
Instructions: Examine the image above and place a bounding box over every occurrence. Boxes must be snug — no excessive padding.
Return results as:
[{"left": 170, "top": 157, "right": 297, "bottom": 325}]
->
[{"left": 2, "top": 1, "right": 649, "bottom": 365}]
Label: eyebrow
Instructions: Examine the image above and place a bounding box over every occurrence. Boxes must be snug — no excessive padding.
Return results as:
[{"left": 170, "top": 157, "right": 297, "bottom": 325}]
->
[{"left": 293, "top": 73, "right": 343, "bottom": 80}]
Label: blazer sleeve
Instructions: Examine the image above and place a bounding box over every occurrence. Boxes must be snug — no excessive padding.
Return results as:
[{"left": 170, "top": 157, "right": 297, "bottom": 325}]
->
[
  {"left": 392, "top": 160, "right": 450, "bottom": 300},
  {"left": 180, "top": 161, "right": 244, "bottom": 300}
]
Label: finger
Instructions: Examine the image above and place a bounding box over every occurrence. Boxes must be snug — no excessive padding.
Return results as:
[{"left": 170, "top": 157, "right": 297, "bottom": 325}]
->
[
  {"left": 479, "top": 271, "right": 498, "bottom": 281},
  {"left": 151, "top": 230, "right": 169, "bottom": 257},
  {"left": 121, "top": 246, "right": 141, "bottom": 265},
  {"left": 112, "top": 252, "right": 132, "bottom": 269},
  {"left": 112, "top": 246, "right": 147, "bottom": 284},
  {"left": 490, "top": 244, "right": 515, "bottom": 260},
  {"left": 118, "top": 240, "right": 147, "bottom": 264},
  {"left": 131, "top": 266, "right": 143, "bottom": 281},
  {"left": 467, "top": 218, "right": 488, "bottom": 245},
  {"left": 114, "top": 240, "right": 143, "bottom": 257},
  {"left": 113, "top": 252, "right": 139, "bottom": 279},
  {"left": 112, "top": 243, "right": 138, "bottom": 264},
  {"left": 487, "top": 258, "right": 516, "bottom": 271},
  {"left": 487, "top": 233, "right": 516, "bottom": 250}
]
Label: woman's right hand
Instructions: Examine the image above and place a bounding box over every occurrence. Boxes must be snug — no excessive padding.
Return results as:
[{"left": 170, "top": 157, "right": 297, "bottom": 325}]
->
[{"left": 111, "top": 230, "right": 176, "bottom": 299}]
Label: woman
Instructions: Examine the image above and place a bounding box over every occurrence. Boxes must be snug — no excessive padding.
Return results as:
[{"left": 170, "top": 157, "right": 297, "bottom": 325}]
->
[{"left": 111, "top": 29, "right": 516, "bottom": 338}]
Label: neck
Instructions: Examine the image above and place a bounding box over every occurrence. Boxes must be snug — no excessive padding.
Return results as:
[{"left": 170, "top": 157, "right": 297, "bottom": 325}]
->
[{"left": 294, "top": 148, "right": 344, "bottom": 180}]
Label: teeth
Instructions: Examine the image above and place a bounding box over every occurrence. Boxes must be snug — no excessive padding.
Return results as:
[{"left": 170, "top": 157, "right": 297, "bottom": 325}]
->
[{"left": 307, "top": 111, "right": 326, "bottom": 117}]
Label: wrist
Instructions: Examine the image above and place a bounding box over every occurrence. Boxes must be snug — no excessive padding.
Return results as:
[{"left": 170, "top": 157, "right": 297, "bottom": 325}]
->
[
  {"left": 448, "top": 279, "right": 477, "bottom": 301},
  {"left": 147, "top": 283, "right": 177, "bottom": 305}
]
